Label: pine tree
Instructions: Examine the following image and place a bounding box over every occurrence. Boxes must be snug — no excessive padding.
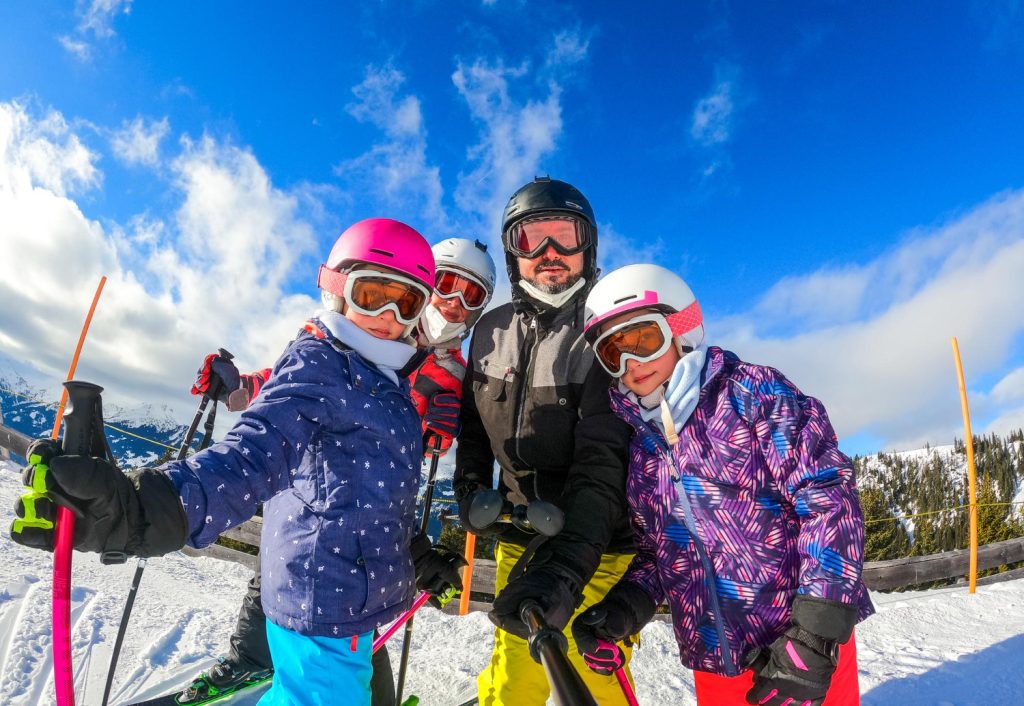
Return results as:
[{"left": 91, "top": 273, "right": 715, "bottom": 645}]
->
[{"left": 860, "top": 486, "right": 911, "bottom": 561}]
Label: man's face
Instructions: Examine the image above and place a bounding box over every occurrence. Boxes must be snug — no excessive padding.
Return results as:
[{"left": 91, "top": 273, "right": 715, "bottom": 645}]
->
[{"left": 517, "top": 244, "right": 585, "bottom": 294}]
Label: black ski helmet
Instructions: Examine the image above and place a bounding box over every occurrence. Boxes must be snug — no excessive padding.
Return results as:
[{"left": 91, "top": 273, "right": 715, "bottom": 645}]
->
[{"left": 500, "top": 176, "right": 599, "bottom": 285}]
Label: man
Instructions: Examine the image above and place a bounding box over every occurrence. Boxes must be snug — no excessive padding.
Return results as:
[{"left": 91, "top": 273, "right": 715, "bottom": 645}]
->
[{"left": 455, "top": 177, "right": 636, "bottom": 705}]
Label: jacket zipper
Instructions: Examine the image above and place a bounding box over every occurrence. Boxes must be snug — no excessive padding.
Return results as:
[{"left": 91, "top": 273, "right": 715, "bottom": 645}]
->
[
  {"left": 660, "top": 449, "right": 739, "bottom": 676},
  {"left": 513, "top": 317, "right": 541, "bottom": 469}
]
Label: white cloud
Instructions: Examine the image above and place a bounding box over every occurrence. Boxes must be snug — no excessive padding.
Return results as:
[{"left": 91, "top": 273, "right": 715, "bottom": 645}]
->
[
  {"left": 57, "top": 35, "right": 91, "bottom": 61},
  {"left": 715, "top": 189, "right": 1024, "bottom": 451},
  {"left": 76, "top": 0, "right": 133, "bottom": 39},
  {"left": 0, "top": 101, "right": 100, "bottom": 196},
  {"left": 338, "top": 65, "right": 446, "bottom": 232},
  {"left": 451, "top": 57, "right": 560, "bottom": 237},
  {"left": 0, "top": 101, "right": 321, "bottom": 420},
  {"left": 59, "top": 0, "right": 133, "bottom": 60},
  {"left": 691, "top": 78, "right": 734, "bottom": 146},
  {"left": 596, "top": 222, "right": 667, "bottom": 275},
  {"left": 111, "top": 116, "right": 170, "bottom": 166},
  {"left": 545, "top": 30, "right": 590, "bottom": 70},
  {"left": 989, "top": 367, "right": 1024, "bottom": 405}
]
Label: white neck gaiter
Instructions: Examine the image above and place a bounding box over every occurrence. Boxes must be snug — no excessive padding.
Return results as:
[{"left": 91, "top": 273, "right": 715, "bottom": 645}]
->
[
  {"left": 518, "top": 277, "right": 587, "bottom": 309},
  {"left": 316, "top": 310, "right": 418, "bottom": 386}
]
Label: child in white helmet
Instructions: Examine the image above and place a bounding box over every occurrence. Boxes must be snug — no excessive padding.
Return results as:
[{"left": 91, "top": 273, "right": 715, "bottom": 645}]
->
[{"left": 572, "top": 264, "right": 873, "bottom": 706}]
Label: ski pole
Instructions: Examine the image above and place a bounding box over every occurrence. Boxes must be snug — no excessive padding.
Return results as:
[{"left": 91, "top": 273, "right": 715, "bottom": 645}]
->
[
  {"left": 100, "top": 359, "right": 230, "bottom": 706},
  {"left": 373, "top": 591, "right": 431, "bottom": 653},
  {"left": 51, "top": 275, "right": 106, "bottom": 706},
  {"left": 615, "top": 667, "right": 640, "bottom": 706},
  {"left": 54, "top": 381, "right": 107, "bottom": 706},
  {"left": 395, "top": 433, "right": 444, "bottom": 703},
  {"left": 520, "top": 600, "right": 598, "bottom": 706}
]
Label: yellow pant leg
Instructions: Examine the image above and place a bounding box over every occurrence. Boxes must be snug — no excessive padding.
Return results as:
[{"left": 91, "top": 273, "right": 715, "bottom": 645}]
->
[{"left": 477, "top": 541, "right": 636, "bottom": 706}]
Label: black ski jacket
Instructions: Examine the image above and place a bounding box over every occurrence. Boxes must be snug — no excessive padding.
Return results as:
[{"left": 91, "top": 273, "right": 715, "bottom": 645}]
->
[{"left": 454, "top": 287, "right": 634, "bottom": 593}]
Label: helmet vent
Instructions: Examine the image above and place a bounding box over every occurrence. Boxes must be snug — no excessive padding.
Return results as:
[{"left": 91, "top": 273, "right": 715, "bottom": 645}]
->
[
  {"left": 613, "top": 295, "right": 638, "bottom": 305},
  {"left": 417, "top": 264, "right": 430, "bottom": 274},
  {"left": 369, "top": 248, "right": 394, "bottom": 257}
]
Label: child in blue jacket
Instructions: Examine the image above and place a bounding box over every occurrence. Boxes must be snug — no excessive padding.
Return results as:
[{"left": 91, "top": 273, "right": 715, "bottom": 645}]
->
[{"left": 10, "top": 218, "right": 446, "bottom": 706}]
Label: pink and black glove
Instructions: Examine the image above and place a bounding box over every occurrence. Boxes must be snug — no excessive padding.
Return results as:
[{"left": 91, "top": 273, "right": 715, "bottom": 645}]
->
[
  {"left": 571, "top": 581, "right": 656, "bottom": 675},
  {"left": 745, "top": 595, "right": 858, "bottom": 706},
  {"left": 191, "top": 351, "right": 269, "bottom": 412}
]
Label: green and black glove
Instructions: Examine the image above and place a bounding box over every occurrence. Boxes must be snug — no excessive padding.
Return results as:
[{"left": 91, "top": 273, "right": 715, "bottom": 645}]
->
[{"left": 10, "top": 438, "right": 189, "bottom": 559}]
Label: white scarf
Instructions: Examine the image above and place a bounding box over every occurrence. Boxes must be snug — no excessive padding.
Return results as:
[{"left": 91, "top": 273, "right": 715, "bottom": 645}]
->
[{"left": 316, "top": 309, "right": 418, "bottom": 386}]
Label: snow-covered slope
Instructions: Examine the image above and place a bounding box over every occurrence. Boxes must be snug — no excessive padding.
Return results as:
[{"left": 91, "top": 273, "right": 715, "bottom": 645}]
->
[{"left": 1, "top": 462, "right": 1022, "bottom": 705}]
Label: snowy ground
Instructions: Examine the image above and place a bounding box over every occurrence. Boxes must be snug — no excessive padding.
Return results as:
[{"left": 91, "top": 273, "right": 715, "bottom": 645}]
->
[{"left": 1, "top": 462, "right": 1023, "bottom": 705}]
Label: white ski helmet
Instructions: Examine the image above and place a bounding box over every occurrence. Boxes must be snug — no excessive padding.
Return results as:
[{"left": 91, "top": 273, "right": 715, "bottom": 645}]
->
[
  {"left": 418, "top": 238, "right": 497, "bottom": 345},
  {"left": 583, "top": 264, "right": 704, "bottom": 350}
]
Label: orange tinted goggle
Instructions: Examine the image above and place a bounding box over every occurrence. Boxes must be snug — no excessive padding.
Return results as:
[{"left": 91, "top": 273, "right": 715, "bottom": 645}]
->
[
  {"left": 435, "top": 270, "right": 489, "bottom": 310},
  {"left": 344, "top": 270, "right": 429, "bottom": 325},
  {"left": 506, "top": 216, "right": 589, "bottom": 258},
  {"left": 593, "top": 315, "right": 673, "bottom": 378}
]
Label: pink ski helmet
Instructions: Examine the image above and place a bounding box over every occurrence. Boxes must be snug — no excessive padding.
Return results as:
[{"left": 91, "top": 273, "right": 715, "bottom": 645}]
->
[{"left": 317, "top": 218, "right": 435, "bottom": 299}]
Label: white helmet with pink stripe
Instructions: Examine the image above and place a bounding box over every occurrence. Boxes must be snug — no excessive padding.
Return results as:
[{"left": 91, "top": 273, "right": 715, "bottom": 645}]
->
[{"left": 583, "top": 264, "right": 704, "bottom": 349}]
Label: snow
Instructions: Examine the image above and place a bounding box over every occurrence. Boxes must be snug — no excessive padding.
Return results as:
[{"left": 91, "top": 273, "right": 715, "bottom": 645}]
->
[{"left": 1, "top": 463, "right": 1023, "bottom": 705}]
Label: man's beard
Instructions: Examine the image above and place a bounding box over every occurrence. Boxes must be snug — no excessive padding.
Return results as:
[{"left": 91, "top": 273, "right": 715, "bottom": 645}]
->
[{"left": 522, "top": 258, "right": 583, "bottom": 294}]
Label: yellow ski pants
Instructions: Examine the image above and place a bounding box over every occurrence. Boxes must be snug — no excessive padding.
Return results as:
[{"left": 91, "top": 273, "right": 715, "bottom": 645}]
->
[{"left": 476, "top": 541, "right": 637, "bottom": 706}]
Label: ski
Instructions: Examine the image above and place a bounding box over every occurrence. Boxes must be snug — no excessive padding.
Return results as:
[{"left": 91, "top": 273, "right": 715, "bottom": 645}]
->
[{"left": 123, "top": 674, "right": 273, "bottom": 706}]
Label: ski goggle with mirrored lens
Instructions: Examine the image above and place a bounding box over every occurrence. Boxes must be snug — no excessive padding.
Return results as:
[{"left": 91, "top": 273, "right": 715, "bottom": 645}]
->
[
  {"left": 505, "top": 215, "right": 591, "bottom": 258},
  {"left": 337, "top": 269, "right": 430, "bottom": 325},
  {"left": 435, "top": 269, "right": 490, "bottom": 310},
  {"left": 592, "top": 314, "right": 674, "bottom": 378}
]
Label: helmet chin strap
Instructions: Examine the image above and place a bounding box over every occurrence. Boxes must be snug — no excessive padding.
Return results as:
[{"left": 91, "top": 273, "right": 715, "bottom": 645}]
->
[
  {"left": 518, "top": 277, "right": 587, "bottom": 308},
  {"left": 418, "top": 304, "right": 467, "bottom": 346}
]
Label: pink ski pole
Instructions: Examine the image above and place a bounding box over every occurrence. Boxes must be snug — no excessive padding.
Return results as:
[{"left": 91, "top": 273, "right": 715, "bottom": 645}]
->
[
  {"left": 615, "top": 667, "right": 640, "bottom": 706},
  {"left": 373, "top": 592, "right": 431, "bottom": 653}
]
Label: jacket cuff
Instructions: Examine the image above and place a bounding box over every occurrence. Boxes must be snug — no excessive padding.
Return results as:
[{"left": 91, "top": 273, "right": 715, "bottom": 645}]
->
[
  {"left": 130, "top": 469, "right": 189, "bottom": 557},
  {"left": 606, "top": 580, "right": 658, "bottom": 632},
  {"left": 791, "top": 594, "right": 859, "bottom": 643}
]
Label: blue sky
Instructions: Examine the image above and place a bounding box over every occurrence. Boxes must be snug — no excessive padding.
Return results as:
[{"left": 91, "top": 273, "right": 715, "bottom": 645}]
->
[{"left": 1, "top": 1, "right": 1023, "bottom": 454}]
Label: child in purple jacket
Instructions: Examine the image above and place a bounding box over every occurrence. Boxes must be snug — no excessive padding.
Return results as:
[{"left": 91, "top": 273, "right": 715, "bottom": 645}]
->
[{"left": 571, "top": 264, "right": 874, "bottom": 706}]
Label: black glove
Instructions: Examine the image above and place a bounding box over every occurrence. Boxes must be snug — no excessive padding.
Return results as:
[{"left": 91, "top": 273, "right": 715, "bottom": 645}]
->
[
  {"left": 191, "top": 352, "right": 240, "bottom": 403},
  {"left": 489, "top": 564, "right": 580, "bottom": 640},
  {"left": 745, "top": 595, "right": 859, "bottom": 706},
  {"left": 410, "top": 532, "right": 467, "bottom": 608},
  {"left": 572, "top": 581, "right": 656, "bottom": 675},
  {"left": 10, "top": 439, "right": 188, "bottom": 559}
]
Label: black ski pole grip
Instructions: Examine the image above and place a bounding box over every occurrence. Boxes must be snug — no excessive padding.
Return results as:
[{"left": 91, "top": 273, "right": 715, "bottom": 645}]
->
[
  {"left": 218, "top": 348, "right": 234, "bottom": 361},
  {"left": 520, "top": 600, "right": 598, "bottom": 706},
  {"left": 62, "top": 381, "right": 126, "bottom": 565},
  {"left": 62, "top": 381, "right": 105, "bottom": 456}
]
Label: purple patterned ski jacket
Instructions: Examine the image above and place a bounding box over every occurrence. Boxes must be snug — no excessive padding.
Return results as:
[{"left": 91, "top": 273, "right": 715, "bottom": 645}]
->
[{"left": 608, "top": 346, "right": 874, "bottom": 676}]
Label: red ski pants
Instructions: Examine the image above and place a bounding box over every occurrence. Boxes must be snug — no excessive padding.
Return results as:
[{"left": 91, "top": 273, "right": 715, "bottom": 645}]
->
[{"left": 693, "top": 633, "right": 859, "bottom": 706}]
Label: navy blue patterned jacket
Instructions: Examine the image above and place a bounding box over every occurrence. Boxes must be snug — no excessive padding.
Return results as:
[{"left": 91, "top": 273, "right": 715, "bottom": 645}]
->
[{"left": 162, "top": 318, "right": 423, "bottom": 637}]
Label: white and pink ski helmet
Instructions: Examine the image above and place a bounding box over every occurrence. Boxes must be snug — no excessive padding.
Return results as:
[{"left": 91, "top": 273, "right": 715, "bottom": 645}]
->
[{"left": 583, "top": 264, "right": 704, "bottom": 349}]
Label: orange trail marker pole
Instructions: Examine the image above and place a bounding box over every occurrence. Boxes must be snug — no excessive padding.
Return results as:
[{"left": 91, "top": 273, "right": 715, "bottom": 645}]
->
[
  {"left": 951, "top": 337, "right": 978, "bottom": 594},
  {"left": 460, "top": 532, "right": 477, "bottom": 615}
]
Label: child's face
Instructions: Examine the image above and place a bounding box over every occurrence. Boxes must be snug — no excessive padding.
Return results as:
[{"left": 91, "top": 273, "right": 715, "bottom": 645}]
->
[
  {"left": 430, "top": 292, "right": 469, "bottom": 324},
  {"left": 343, "top": 264, "right": 417, "bottom": 340},
  {"left": 345, "top": 308, "right": 406, "bottom": 340},
  {"left": 600, "top": 311, "right": 680, "bottom": 397}
]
